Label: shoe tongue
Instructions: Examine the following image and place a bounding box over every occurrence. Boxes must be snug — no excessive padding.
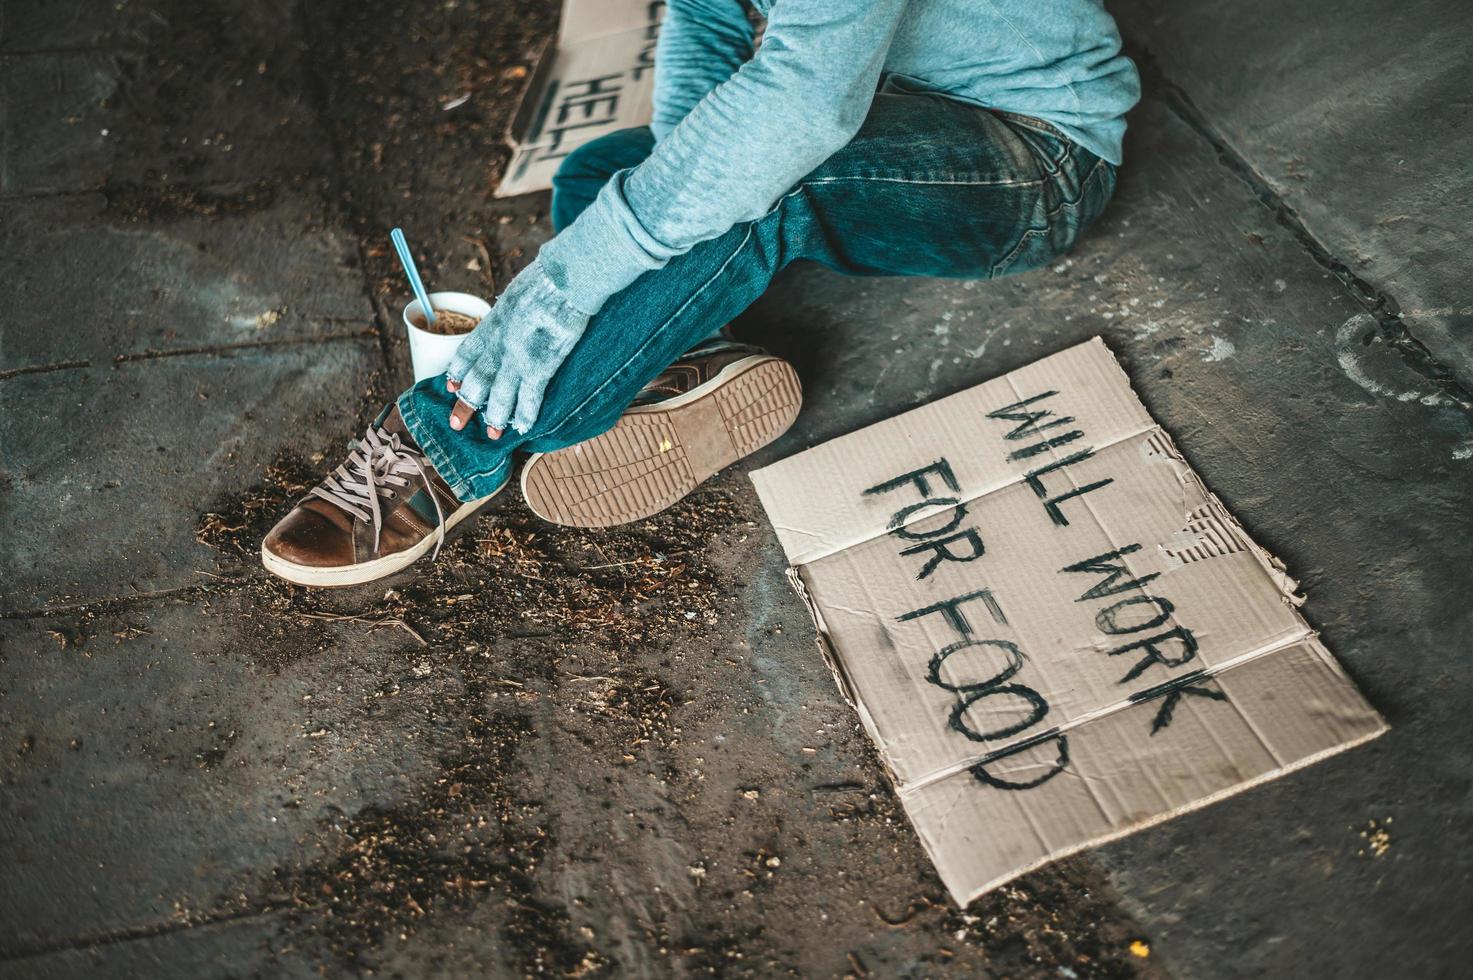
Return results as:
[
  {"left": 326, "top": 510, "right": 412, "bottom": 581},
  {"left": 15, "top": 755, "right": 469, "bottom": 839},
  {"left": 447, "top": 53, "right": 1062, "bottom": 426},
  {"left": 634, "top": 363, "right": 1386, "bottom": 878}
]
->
[
  {"left": 373, "top": 403, "right": 459, "bottom": 503},
  {"left": 376, "top": 404, "right": 420, "bottom": 451}
]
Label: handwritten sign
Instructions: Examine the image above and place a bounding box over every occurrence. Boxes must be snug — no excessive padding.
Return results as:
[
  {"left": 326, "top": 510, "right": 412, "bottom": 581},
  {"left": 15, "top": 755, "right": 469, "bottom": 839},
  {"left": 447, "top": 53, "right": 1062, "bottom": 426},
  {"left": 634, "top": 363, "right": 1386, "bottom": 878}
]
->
[
  {"left": 752, "top": 338, "right": 1386, "bottom": 904},
  {"left": 498, "top": 1, "right": 664, "bottom": 197}
]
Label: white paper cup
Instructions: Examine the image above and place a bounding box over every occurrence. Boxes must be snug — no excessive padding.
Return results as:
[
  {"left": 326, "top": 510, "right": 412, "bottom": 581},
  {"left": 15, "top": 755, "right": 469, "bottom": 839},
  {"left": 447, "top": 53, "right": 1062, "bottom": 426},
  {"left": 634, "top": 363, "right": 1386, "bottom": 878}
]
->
[{"left": 403, "top": 291, "right": 490, "bottom": 382}]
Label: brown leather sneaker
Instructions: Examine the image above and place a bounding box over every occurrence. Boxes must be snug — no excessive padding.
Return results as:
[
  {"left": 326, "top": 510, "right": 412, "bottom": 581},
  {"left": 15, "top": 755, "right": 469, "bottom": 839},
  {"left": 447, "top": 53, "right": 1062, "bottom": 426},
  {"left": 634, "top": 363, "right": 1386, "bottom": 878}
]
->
[
  {"left": 261, "top": 407, "right": 505, "bottom": 587},
  {"left": 521, "top": 338, "right": 801, "bottom": 528}
]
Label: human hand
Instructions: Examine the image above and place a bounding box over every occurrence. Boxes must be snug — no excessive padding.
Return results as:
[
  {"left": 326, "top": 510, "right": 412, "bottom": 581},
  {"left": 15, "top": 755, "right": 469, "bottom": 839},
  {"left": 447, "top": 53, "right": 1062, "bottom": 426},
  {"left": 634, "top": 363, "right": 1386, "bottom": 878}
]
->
[{"left": 444, "top": 263, "right": 591, "bottom": 439}]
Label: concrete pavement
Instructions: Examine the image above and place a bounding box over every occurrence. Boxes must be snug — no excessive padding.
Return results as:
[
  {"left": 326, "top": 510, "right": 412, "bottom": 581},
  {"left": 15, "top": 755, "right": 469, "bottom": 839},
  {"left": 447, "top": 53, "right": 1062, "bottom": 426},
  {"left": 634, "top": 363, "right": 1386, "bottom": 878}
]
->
[{"left": 2, "top": 0, "right": 1469, "bottom": 976}]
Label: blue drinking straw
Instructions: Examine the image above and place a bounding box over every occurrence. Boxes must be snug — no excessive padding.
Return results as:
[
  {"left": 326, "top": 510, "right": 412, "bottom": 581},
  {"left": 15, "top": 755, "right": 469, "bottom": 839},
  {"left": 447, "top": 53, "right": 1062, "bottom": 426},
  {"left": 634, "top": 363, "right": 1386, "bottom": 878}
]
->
[{"left": 390, "top": 227, "right": 435, "bottom": 327}]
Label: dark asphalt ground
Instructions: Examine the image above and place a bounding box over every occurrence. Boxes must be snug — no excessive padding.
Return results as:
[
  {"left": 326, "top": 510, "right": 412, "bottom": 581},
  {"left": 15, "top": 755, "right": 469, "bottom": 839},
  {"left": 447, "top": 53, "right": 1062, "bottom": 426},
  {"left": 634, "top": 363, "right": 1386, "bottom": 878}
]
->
[{"left": 2, "top": 0, "right": 1470, "bottom": 977}]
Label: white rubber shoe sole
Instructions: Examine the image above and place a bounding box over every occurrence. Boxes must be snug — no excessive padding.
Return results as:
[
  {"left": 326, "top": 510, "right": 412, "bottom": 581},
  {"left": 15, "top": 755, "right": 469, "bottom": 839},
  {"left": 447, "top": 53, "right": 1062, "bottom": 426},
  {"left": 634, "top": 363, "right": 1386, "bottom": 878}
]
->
[
  {"left": 260, "top": 480, "right": 505, "bottom": 587},
  {"left": 520, "top": 355, "right": 802, "bottom": 528}
]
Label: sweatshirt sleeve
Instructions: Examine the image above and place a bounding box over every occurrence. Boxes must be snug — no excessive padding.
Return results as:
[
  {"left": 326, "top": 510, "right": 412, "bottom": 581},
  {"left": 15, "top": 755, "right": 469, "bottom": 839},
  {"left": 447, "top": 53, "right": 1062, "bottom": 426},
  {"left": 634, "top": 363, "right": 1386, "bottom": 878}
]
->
[
  {"left": 537, "top": 0, "right": 908, "bottom": 317},
  {"left": 650, "top": 0, "right": 756, "bottom": 142}
]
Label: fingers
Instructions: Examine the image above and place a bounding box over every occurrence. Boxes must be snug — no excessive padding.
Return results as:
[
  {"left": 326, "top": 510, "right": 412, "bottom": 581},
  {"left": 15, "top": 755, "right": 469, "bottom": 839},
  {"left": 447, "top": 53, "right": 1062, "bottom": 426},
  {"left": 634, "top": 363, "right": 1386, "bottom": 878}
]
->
[
  {"left": 444, "top": 338, "right": 482, "bottom": 394},
  {"left": 481, "top": 370, "right": 521, "bottom": 442},
  {"left": 444, "top": 359, "right": 469, "bottom": 391},
  {"left": 512, "top": 381, "right": 545, "bottom": 436},
  {"left": 449, "top": 399, "right": 478, "bottom": 431},
  {"left": 449, "top": 362, "right": 493, "bottom": 429},
  {"left": 444, "top": 364, "right": 510, "bottom": 440}
]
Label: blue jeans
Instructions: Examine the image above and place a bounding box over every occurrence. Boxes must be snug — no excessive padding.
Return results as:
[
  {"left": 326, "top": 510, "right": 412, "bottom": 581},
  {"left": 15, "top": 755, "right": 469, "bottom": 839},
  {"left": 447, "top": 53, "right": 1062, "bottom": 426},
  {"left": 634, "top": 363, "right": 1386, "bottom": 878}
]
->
[{"left": 399, "top": 93, "right": 1117, "bottom": 501}]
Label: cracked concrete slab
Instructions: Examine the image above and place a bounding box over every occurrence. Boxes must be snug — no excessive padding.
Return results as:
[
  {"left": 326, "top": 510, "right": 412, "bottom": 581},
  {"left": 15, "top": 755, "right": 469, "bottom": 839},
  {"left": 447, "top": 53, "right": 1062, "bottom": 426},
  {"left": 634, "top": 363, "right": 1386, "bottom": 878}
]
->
[
  {"left": 0, "top": 480, "right": 1162, "bottom": 977},
  {"left": 0, "top": 591, "right": 450, "bottom": 957},
  {"left": 0, "top": 341, "right": 380, "bottom": 612},
  {"left": 1, "top": 191, "right": 371, "bottom": 371},
  {"left": 1113, "top": 0, "right": 1473, "bottom": 380}
]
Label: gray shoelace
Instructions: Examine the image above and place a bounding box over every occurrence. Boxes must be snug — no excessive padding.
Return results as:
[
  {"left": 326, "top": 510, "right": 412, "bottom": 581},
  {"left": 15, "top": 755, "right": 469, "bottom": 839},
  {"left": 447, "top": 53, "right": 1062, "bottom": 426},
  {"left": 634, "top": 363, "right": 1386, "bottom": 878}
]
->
[{"left": 310, "top": 425, "right": 447, "bottom": 559}]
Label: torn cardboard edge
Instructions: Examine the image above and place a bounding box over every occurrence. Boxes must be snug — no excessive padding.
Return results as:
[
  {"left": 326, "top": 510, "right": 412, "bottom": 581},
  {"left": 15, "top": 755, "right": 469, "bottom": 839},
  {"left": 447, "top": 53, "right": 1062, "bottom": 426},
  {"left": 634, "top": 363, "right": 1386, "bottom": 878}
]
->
[
  {"left": 496, "top": 0, "right": 665, "bottom": 197},
  {"left": 751, "top": 337, "right": 1387, "bottom": 905}
]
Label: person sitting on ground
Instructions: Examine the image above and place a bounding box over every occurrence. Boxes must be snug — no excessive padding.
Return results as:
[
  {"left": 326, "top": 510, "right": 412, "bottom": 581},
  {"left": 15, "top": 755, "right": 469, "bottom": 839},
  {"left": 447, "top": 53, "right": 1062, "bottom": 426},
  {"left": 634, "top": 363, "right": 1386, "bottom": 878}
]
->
[{"left": 261, "top": 0, "right": 1140, "bottom": 587}]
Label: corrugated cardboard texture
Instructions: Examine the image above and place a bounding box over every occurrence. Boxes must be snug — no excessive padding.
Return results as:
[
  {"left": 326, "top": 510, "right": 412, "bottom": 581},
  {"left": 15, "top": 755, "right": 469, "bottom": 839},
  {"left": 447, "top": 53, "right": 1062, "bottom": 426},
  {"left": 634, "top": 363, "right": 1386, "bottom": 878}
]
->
[
  {"left": 751, "top": 337, "right": 1387, "bottom": 905},
  {"left": 496, "top": 0, "right": 664, "bottom": 197}
]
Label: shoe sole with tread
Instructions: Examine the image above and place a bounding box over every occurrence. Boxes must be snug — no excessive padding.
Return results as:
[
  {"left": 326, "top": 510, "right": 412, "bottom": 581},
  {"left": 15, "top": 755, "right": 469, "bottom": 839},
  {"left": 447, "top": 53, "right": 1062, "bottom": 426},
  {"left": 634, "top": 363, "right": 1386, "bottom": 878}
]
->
[{"left": 521, "top": 356, "right": 801, "bottom": 528}]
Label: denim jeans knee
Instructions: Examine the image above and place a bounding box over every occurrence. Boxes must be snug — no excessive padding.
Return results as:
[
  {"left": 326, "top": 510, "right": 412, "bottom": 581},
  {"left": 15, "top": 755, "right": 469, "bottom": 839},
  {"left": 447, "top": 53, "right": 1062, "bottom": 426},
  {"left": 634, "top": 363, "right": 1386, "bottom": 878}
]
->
[{"left": 551, "top": 128, "right": 656, "bottom": 232}]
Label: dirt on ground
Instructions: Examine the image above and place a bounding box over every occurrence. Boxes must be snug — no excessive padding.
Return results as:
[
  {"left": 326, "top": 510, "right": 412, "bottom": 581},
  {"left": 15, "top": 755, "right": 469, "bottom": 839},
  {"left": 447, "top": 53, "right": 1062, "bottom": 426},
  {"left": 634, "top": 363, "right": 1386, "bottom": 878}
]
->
[
  {"left": 200, "top": 0, "right": 1167, "bottom": 973},
  {"left": 183, "top": 450, "right": 1166, "bottom": 978},
  {"left": 5, "top": 0, "right": 1169, "bottom": 973}
]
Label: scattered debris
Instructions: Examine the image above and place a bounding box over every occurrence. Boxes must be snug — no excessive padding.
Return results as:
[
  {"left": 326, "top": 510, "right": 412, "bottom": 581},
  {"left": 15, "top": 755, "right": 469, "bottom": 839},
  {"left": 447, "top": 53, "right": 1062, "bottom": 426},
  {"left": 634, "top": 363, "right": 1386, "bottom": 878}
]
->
[
  {"left": 463, "top": 234, "right": 501, "bottom": 292},
  {"left": 80, "top": 2, "right": 1173, "bottom": 970},
  {"left": 1358, "top": 817, "right": 1393, "bottom": 858},
  {"left": 293, "top": 609, "right": 427, "bottom": 646},
  {"left": 188, "top": 452, "right": 765, "bottom": 968}
]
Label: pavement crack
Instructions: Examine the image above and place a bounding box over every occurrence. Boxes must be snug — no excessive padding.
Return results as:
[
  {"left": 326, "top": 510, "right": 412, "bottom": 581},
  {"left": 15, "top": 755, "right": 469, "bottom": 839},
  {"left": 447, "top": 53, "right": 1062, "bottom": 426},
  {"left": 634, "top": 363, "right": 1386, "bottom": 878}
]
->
[
  {"left": 109, "top": 329, "right": 378, "bottom": 365},
  {"left": 0, "top": 359, "right": 93, "bottom": 380},
  {"left": 2, "top": 334, "right": 376, "bottom": 381},
  {"left": 0, "top": 578, "right": 254, "bottom": 621},
  {"left": 0, "top": 902, "right": 290, "bottom": 963},
  {"left": 0, "top": 188, "right": 108, "bottom": 202},
  {"left": 0, "top": 44, "right": 147, "bottom": 57},
  {"left": 1132, "top": 46, "right": 1473, "bottom": 418}
]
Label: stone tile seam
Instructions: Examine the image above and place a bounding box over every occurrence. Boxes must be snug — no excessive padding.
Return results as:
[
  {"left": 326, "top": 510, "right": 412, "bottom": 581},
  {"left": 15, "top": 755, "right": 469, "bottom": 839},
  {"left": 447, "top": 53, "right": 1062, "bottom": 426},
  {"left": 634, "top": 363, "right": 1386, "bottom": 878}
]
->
[
  {"left": 0, "top": 330, "right": 378, "bottom": 380},
  {"left": 0, "top": 188, "right": 102, "bottom": 202},
  {"left": 0, "top": 182, "right": 288, "bottom": 203},
  {"left": 1132, "top": 46, "right": 1473, "bottom": 418},
  {"left": 0, "top": 901, "right": 291, "bottom": 964},
  {"left": 0, "top": 580, "right": 246, "bottom": 621}
]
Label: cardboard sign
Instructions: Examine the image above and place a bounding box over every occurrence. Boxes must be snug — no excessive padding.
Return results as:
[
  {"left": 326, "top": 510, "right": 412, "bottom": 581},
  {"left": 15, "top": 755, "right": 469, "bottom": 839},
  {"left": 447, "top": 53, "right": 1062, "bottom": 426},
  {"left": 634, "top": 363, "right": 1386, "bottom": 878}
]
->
[
  {"left": 496, "top": 0, "right": 665, "bottom": 197},
  {"left": 751, "top": 338, "right": 1387, "bottom": 905}
]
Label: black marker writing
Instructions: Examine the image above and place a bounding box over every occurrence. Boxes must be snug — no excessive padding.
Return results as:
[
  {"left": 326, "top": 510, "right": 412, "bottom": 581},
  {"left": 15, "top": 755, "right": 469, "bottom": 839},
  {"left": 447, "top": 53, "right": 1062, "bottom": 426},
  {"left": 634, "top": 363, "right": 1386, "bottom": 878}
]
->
[
  {"left": 1023, "top": 450, "right": 1113, "bottom": 527},
  {"left": 897, "top": 588, "right": 1008, "bottom": 633},
  {"left": 1126, "top": 668, "right": 1228, "bottom": 734},
  {"left": 1061, "top": 546, "right": 1205, "bottom": 696},
  {"left": 866, "top": 460, "right": 986, "bottom": 580},
  {"left": 985, "top": 390, "right": 1077, "bottom": 441},
  {"left": 895, "top": 588, "right": 1066, "bottom": 789},
  {"left": 969, "top": 727, "right": 1071, "bottom": 791},
  {"left": 986, "top": 392, "right": 1112, "bottom": 526},
  {"left": 1061, "top": 544, "right": 1160, "bottom": 601}
]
